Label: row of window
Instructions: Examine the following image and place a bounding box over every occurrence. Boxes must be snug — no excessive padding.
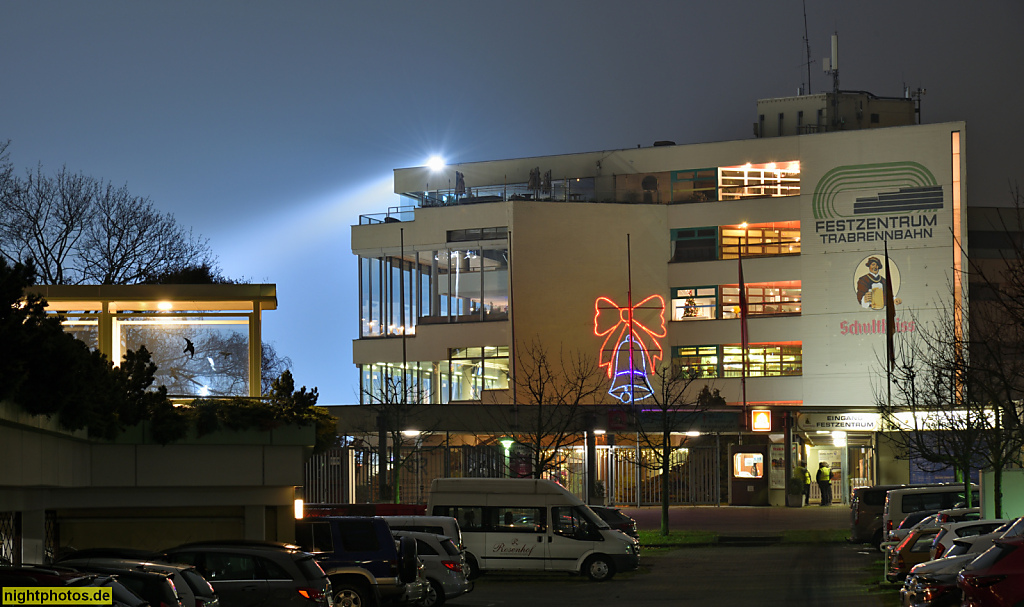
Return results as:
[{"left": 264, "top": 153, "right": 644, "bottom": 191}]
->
[
  {"left": 672, "top": 282, "right": 801, "bottom": 321},
  {"left": 359, "top": 340, "right": 802, "bottom": 404},
  {"left": 673, "top": 343, "right": 802, "bottom": 378},
  {"left": 671, "top": 221, "right": 801, "bottom": 263}
]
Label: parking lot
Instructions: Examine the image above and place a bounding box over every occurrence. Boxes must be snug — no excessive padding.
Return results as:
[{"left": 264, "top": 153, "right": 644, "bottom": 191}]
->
[{"left": 438, "top": 504, "right": 891, "bottom": 607}]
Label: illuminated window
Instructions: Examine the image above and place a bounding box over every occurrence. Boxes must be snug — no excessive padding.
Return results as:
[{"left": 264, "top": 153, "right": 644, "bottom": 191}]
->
[
  {"left": 723, "top": 343, "right": 802, "bottom": 377},
  {"left": 670, "top": 227, "right": 718, "bottom": 263},
  {"left": 671, "top": 287, "right": 717, "bottom": 321},
  {"left": 733, "top": 452, "right": 764, "bottom": 478},
  {"left": 719, "top": 161, "right": 801, "bottom": 200},
  {"left": 672, "top": 345, "right": 719, "bottom": 378},
  {"left": 448, "top": 346, "right": 510, "bottom": 401},
  {"left": 720, "top": 221, "right": 800, "bottom": 259},
  {"left": 722, "top": 281, "right": 801, "bottom": 318}
]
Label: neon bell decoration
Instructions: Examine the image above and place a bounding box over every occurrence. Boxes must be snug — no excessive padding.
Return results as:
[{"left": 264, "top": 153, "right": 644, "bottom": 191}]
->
[{"left": 593, "top": 294, "right": 666, "bottom": 404}]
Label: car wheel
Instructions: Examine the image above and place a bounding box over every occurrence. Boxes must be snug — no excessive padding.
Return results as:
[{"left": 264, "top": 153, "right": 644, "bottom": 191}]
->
[
  {"left": 583, "top": 555, "right": 615, "bottom": 582},
  {"left": 420, "top": 579, "right": 445, "bottom": 607},
  {"left": 464, "top": 553, "right": 482, "bottom": 581},
  {"left": 334, "top": 583, "right": 370, "bottom": 607}
]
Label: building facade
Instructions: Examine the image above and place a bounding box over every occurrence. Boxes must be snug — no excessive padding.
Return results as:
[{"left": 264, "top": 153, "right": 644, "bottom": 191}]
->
[{"left": 349, "top": 121, "right": 968, "bottom": 505}]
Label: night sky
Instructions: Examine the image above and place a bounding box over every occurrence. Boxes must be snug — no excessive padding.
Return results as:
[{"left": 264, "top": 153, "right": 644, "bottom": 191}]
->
[{"left": 2, "top": 1, "right": 1021, "bottom": 404}]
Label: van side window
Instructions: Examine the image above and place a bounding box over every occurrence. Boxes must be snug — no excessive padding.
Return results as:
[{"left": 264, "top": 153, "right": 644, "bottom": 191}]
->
[
  {"left": 434, "top": 506, "right": 484, "bottom": 532},
  {"left": 493, "top": 507, "right": 545, "bottom": 533},
  {"left": 552, "top": 506, "right": 595, "bottom": 539}
]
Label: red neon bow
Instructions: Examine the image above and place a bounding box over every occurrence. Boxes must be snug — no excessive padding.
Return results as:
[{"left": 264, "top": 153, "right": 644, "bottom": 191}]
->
[{"left": 593, "top": 294, "right": 666, "bottom": 378}]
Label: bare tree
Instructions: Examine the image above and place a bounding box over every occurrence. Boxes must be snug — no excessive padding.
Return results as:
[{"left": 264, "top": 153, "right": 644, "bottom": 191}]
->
[
  {"left": 876, "top": 302, "right": 993, "bottom": 510},
  {"left": 636, "top": 363, "right": 724, "bottom": 535},
  {"left": 488, "top": 339, "right": 607, "bottom": 481},
  {"left": 80, "top": 182, "right": 214, "bottom": 284},
  {"left": 877, "top": 187, "right": 1024, "bottom": 516},
  {"left": 0, "top": 164, "right": 95, "bottom": 284},
  {"left": 357, "top": 370, "right": 436, "bottom": 503},
  {"left": 0, "top": 145, "right": 214, "bottom": 285}
]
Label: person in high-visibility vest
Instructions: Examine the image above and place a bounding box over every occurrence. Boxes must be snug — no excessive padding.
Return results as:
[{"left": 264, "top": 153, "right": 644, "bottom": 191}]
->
[
  {"left": 793, "top": 461, "right": 811, "bottom": 506},
  {"left": 816, "top": 462, "right": 833, "bottom": 505}
]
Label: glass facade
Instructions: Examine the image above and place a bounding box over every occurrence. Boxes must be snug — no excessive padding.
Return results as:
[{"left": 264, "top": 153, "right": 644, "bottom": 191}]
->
[
  {"left": 118, "top": 316, "right": 251, "bottom": 397},
  {"left": 45, "top": 288, "right": 267, "bottom": 400},
  {"left": 360, "top": 242, "right": 509, "bottom": 338},
  {"left": 360, "top": 346, "right": 509, "bottom": 404}
]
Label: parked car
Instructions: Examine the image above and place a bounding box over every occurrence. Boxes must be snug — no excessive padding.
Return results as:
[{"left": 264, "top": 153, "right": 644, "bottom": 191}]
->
[
  {"left": 380, "top": 516, "right": 475, "bottom": 580},
  {"left": 850, "top": 484, "right": 937, "bottom": 548},
  {"left": 958, "top": 536, "right": 1024, "bottom": 606},
  {"left": 57, "top": 554, "right": 220, "bottom": 607},
  {"left": 930, "top": 519, "right": 1009, "bottom": 560},
  {"left": 0, "top": 565, "right": 147, "bottom": 607},
  {"left": 901, "top": 533, "right": 1011, "bottom": 607},
  {"left": 428, "top": 478, "right": 639, "bottom": 582},
  {"left": 882, "top": 485, "right": 979, "bottom": 544},
  {"left": 295, "top": 516, "right": 422, "bottom": 606},
  {"left": 392, "top": 531, "right": 472, "bottom": 607},
  {"left": 163, "top": 541, "right": 332, "bottom": 607},
  {"left": 884, "top": 511, "right": 937, "bottom": 548},
  {"left": 887, "top": 525, "right": 941, "bottom": 582},
  {"left": 72, "top": 566, "right": 182, "bottom": 607},
  {"left": 588, "top": 506, "right": 639, "bottom": 539}
]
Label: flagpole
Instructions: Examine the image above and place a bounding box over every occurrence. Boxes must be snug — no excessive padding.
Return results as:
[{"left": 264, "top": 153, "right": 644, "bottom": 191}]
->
[
  {"left": 884, "top": 239, "right": 896, "bottom": 409},
  {"left": 628, "top": 233, "right": 640, "bottom": 508},
  {"left": 739, "top": 242, "right": 749, "bottom": 444}
]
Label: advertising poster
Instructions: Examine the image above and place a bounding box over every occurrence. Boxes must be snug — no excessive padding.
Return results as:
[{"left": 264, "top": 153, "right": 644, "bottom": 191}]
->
[{"left": 817, "top": 449, "right": 841, "bottom": 482}]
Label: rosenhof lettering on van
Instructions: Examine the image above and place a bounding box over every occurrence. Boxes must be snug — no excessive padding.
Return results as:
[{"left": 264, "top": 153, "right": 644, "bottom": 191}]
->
[{"left": 491, "top": 538, "right": 536, "bottom": 557}]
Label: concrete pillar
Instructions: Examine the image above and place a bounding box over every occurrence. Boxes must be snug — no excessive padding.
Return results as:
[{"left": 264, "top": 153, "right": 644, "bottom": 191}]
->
[{"left": 21, "top": 510, "right": 45, "bottom": 565}]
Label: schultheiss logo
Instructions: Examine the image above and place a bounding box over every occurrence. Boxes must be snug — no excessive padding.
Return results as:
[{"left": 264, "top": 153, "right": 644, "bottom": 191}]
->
[{"left": 813, "top": 161, "right": 943, "bottom": 245}]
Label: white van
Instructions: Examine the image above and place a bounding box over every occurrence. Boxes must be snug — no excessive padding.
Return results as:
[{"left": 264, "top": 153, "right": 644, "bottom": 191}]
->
[
  {"left": 882, "top": 484, "right": 979, "bottom": 541},
  {"left": 426, "top": 478, "right": 639, "bottom": 581}
]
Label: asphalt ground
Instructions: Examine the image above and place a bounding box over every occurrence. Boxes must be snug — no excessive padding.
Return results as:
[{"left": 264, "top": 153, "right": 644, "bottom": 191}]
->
[{"left": 618, "top": 502, "right": 851, "bottom": 535}]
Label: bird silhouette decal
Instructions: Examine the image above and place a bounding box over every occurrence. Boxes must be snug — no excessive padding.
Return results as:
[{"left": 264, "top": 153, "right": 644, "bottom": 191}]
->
[{"left": 183, "top": 337, "right": 195, "bottom": 359}]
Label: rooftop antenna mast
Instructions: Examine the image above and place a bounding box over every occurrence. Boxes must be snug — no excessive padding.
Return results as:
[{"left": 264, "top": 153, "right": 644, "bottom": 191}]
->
[
  {"left": 823, "top": 33, "right": 840, "bottom": 127},
  {"left": 801, "top": 0, "right": 813, "bottom": 95}
]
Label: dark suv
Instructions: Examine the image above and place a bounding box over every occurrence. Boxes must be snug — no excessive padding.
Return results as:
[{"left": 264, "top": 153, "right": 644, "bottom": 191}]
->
[
  {"left": 295, "top": 516, "right": 422, "bottom": 607},
  {"left": 163, "top": 541, "right": 332, "bottom": 607}
]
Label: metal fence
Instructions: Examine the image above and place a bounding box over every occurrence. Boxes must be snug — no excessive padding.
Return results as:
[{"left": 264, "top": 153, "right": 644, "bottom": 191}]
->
[{"left": 304, "top": 439, "right": 722, "bottom": 507}]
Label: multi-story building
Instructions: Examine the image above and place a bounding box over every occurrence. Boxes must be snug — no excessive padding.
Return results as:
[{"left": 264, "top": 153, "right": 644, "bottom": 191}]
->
[{"left": 348, "top": 118, "right": 967, "bottom": 506}]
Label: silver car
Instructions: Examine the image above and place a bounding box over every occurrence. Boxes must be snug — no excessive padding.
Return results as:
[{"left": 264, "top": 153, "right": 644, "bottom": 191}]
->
[{"left": 392, "top": 531, "right": 472, "bottom": 607}]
